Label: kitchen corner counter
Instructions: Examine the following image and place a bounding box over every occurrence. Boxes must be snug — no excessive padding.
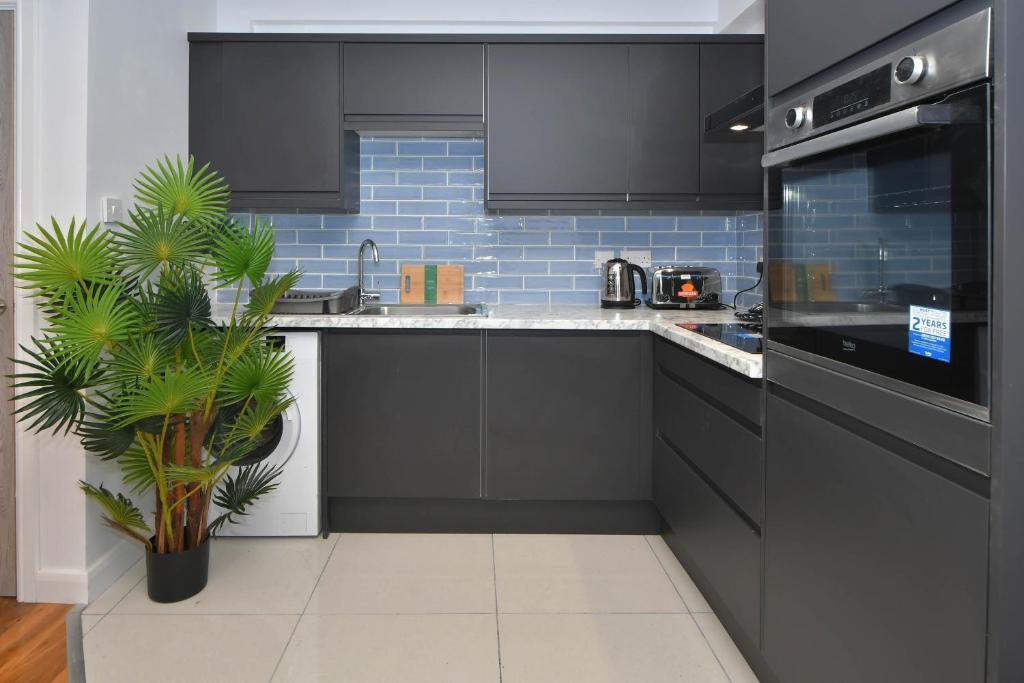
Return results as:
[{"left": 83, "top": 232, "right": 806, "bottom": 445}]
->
[{"left": 255, "top": 305, "right": 763, "bottom": 379}]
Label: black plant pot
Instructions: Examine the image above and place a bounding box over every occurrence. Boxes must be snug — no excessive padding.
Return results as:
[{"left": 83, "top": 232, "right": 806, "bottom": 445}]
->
[{"left": 145, "top": 536, "right": 210, "bottom": 603}]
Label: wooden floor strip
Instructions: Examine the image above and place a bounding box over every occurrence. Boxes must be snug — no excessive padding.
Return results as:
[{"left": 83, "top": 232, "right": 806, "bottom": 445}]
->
[{"left": 0, "top": 598, "right": 72, "bottom": 683}]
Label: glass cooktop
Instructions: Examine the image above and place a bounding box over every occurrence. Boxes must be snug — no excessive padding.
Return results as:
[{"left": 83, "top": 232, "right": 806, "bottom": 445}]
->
[{"left": 676, "top": 322, "right": 763, "bottom": 354}]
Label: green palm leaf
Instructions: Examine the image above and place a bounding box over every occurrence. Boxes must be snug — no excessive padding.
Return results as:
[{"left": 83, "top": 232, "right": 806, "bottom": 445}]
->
[
  {"left": 118, "top": 446, "right": 157, "bottom": 494},
  {"left": 109, "top": 368, "right": 210, "bottom": 426},
  {"left": 104, "top": 335, "right": 175, "bottom": 387},
  {"left": 80, "top": 482, "right": 152, "bottom": 547},
  {"left": 208, "top": 462, "right": 283, "bottom": 535},
  {"left": 46, "top": 284, "right": 138, "bottom": 374},
  {"left": 211, "top": 217, "right": 275, "bottom": 287},
  {"left": 220, "top": 342, "right": 294, "bottom": 405},
  {"left": 244, "top": 270, "right": 303, "bottom": 320},
  {"left": 114, "top": 207, "right": 207, "bottom": 281},
  {"left": 133, "top": 155, "right": 229, "bottom": 227},
  {"left": 9, "top": 337, "right": 90, "bottom": 434},
  {"left": 15, "top": 218, "right": 116, "bottom": 302},
  {"left": 151, "top": 268, "right": 212, "bottom": 347},
  {"left": 78, "top": 412, "right": 138, "bottom": 460}
]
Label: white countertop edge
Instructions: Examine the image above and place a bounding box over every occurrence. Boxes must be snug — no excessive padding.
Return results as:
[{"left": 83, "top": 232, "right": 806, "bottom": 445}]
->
[{"left": 228, "top": 305, "right": 763, "bottom": 379}]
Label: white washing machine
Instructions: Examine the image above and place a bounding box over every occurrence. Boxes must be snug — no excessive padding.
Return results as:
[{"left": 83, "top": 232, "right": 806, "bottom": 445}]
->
[{"left": 214, "top": 331, "right": 320, "bottom": 536}]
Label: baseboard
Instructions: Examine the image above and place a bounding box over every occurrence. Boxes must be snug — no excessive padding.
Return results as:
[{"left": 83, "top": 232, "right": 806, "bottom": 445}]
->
[
  {"left": 33, "top": 568, "right": 89, "bottom": 605},
  {"left": 86, "top": 538, "right": 143, "bottom": 603}
]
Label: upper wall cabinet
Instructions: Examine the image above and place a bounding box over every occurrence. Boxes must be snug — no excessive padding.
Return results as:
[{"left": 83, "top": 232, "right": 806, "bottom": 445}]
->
[
  {"left": 485, "top": 39, "right": 764, "bottom": 211},
  {"left": 766, "top": 0, "right": 958, "bottom": 95},
  {"left": 343, "top": 43, "right": 484, "bottom": 131},
  {"left": 627, "top": 45, "right": 701, "bottom": 200},
  {"left": 486, "top": 44, "right": 630, "bottom": 208},
  {"left": 189, "top": 40, "right": 359, "bottom": 212},
  {"left": 700, "top": 43, "right": 764, "bottom": 199}
]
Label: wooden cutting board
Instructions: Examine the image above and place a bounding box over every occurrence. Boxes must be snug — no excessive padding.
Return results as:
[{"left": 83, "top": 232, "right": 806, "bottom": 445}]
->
[
  {"left": 400, "top": 265, "right": 425, "bottom": 304},
  {"left": 401, "top": 264, "right": 464, "bottom": 304}
]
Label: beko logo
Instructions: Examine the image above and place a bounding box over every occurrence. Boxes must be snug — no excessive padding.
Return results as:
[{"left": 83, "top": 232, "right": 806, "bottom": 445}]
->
[{"left": 842, "top": 339, "right": 857, "bottom": 352}]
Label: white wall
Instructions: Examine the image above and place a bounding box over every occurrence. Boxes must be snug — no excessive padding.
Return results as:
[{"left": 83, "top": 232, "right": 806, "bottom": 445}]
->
[
  {"left": 15, "top": 0, "right": 215, "bottom": 604},
  {"left": 215, "top": 0, "right": 720, "bottom": 33}
]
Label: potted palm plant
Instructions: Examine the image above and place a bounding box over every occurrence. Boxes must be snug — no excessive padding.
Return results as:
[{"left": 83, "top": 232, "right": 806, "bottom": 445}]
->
[{"left": 10, "top": 156, "right": 302, "bottom": 602}]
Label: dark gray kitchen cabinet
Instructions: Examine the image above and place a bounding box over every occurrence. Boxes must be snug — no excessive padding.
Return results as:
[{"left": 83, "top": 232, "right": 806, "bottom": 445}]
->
[
  {"left": 763, "top": 391, "right": 989, "bottom": 683},
  {"left": 766, "top": 0, "right": 959, "bottom": 95},
  {"left": 486, "top": 44, "right": 630, "bottom": 205},
  {"left": 324, "top": 330, "right": 482, "bottom": 499},
  {"left": 654, "top": 435, "right": 761, "bottom": 646},
  {"left": 485, "top": 331, "right": 651, "bottom": 501},
  {"left": 653, "top": 338, "right": 762, "bottom": 523},
  {"left": 627, "top": 45, "right": 700, "bottom": 199},
  {"left": 651, "top": 338, "right": 763, "bottom": 650},
  {"left": 343, "top": 43, "right": 484, "bottom": 129},
  {"left": 189, "top": 40, "right": 359, "bottom": 211},
  {"left": 700, "top": 43, "right": 764, "bottom": 197}
]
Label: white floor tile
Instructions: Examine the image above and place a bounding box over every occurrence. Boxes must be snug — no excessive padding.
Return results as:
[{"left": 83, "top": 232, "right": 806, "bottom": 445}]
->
[
  {"left": 646, "top": 535, "right": 713, "bottom": 613},
  {"left": 112, "top": 536, "right": 338, "bottom": 615},
  {"left": 694, "top": 612, "right": 761, "bottom": 683},
  {"left": 84, "top": 614, "right": 298, "bottom": 683},
  {"left": 84, "top": 559, "right": 145, "bottom": 615},
  {"left": 494, "top": 534, "right": 685, "bottom": 613},
  {"left": 80, "top": 614, "right": 102, "bottom": 635},
  {"left": 499, "top": 613, "right": 730, "bottom": 683},
  {"left": 305, "top": 533, "right": 495, "bottom": 614},
  {"left": 271, "top": 614, "right": 500, "bottom": 682}
]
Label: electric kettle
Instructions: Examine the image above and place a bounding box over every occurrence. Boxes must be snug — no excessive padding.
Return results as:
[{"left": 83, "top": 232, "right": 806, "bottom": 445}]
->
[{"left": 601, "top": 258, "right": 648, "bottom": 309}]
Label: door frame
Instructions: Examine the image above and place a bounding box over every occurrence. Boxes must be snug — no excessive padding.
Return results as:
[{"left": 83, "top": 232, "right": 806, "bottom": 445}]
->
[{"left": 0, "top": 5, "right": 15, "bottom": 598}]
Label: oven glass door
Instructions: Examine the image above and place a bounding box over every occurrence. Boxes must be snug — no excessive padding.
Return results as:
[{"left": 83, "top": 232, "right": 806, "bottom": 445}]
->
[{"left": 766, "top": 83, "right": 990, "bottom": 414}]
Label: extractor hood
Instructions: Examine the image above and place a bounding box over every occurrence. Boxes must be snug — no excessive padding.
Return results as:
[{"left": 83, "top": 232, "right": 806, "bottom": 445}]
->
[{"left": 704, "top": 85, "right": 764, "bottom": 141}]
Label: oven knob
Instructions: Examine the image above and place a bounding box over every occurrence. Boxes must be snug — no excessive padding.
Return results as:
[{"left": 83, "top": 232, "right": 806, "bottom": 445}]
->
[
  {"left": 894, "top": 56, "right": 927, "bottom": 85},
  {"left": 784, "top": 107, "right": 807, "bottom": 129}
]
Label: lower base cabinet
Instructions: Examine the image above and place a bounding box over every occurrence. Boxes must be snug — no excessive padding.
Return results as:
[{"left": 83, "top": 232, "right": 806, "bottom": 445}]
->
[
  {"left": 764, "top": 392, "right": 989, "bottom": 683},
  {"left": 324, "top": 330, "right": 483, "bottom": 499},
  {"left": 485, "top": 331, "right": 651, "bottom": 501},
  {"left": 654, "top": 435, "right": 761, "bottom": 645}
]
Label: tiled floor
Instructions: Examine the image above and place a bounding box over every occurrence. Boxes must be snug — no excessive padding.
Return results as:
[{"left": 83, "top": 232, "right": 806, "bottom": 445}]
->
[{"left": 83, "top": 534, "right": 759, "bottom": 683}]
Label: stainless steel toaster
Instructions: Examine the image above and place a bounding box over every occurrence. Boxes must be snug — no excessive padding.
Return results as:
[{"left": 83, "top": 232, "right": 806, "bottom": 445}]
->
[{"left": 646, "top": 266, "right": 723, "bottom": 309}]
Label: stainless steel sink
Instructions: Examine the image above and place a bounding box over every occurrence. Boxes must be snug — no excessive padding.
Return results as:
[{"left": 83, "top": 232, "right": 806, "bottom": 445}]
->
[{"left": 349, "top": 303, "right": 488, "bottom": 317}]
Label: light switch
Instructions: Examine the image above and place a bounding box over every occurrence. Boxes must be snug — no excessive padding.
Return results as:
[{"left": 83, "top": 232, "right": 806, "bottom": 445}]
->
[
  {"left": 594, "top": 250, "right": 614, "bottom": 269},
  {"left": 101, "top": 196, "right": 123, "bottom": 224}
]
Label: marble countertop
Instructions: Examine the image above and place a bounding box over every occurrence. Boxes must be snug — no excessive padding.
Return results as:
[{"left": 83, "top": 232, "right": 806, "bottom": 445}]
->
[{"left": 239, "top": 304, "right": 763, "bottom": 378}]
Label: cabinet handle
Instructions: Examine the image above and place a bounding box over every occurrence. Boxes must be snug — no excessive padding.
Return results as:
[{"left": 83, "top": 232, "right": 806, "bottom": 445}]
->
[{"left": 405, "top": 275, "right": 411, "bottom": 293}]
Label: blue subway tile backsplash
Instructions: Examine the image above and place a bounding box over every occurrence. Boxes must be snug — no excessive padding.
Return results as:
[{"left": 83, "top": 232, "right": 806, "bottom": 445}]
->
[{"left": 227, "top": 137, "right": 764, "bottom": 306}]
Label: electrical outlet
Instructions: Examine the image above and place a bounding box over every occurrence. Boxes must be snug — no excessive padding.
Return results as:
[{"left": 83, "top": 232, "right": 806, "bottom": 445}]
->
[
  {"left": 101, "top": 196, "right": 123, "bottom": 224},
  {"left": 621, "top": 250, "right": 651, "bottom": 268},
  {"left": 594, "top": 250, "right": 614, "bottom": 269}
]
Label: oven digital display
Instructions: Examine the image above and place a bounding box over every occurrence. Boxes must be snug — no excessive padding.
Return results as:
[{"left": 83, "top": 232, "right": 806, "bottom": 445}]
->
[{"left": 812, "top": 64, "right": 892, "bottom": 128}]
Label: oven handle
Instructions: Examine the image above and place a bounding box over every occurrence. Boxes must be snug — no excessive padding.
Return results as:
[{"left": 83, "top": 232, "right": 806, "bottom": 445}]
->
[{"left": 761, "top": 103, "right": 964, "bottom": 168}]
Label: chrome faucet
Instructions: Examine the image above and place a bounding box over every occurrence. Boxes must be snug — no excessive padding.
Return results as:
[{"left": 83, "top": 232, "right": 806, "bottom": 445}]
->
[
  {"left": 357, "top": 239, "right": 381, "bottom": 305},
  {"left": 864, "top": 238, "right": 889, "bottom": 304}
]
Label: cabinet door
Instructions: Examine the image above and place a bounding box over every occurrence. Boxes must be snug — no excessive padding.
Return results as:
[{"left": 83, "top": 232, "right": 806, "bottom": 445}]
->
[
  {"left": 627, "top": 45, "right": 700, "bottom": 198},
  {"left": 486, "top": 44, "right": 629, "bottom": 199},
  {"left": 486, "top": 331, "right": 650, "bottom": 501},
  {"left": 324, "top": 331, "right": 482, "bottom": 499},
  {"left": 190, "top": 41, "right": 356, "bottom": 211},
  {"left": 344, "top": 43, "right": 483, "bottom": 120},
  {"left": 766, "top": 0, "right": 958, "bottom": 95},
  {"left": 654, "top": 435, "right": 761, "bottom": 644},
  {"left": 764, "top": 392, "right": 988, "bottom": 683},
  {"left": 699, "top": 43, "right": 763, "bottom": 197}
]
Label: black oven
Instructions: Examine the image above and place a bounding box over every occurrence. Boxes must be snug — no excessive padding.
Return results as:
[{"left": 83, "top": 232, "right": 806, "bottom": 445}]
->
[{"left": 762, "top": 9, "right": 992, "bottom": 419}]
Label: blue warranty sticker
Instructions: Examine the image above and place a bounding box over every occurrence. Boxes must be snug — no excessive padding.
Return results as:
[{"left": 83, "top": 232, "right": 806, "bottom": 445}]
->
[{"left": 908, "top": 305, "right": 951, "bottom": 363}]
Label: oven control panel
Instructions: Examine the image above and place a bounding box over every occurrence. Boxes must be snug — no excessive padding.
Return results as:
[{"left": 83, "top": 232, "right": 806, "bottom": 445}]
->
[{"left": 765, "top": 8, "right": 990, "bottom": 152}]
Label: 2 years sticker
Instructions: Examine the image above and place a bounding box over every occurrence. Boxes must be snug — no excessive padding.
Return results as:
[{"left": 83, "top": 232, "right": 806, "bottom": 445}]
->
[{"left": 908, "top": 305, "right": 951, "bottom": 363}]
